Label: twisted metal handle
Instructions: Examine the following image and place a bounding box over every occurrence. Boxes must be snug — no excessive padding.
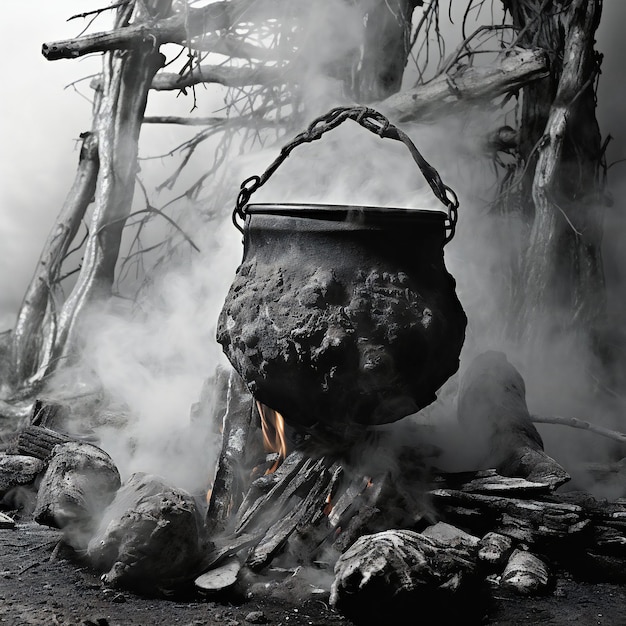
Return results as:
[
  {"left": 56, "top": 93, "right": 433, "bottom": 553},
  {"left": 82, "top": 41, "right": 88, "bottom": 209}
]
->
[{"left": 233, "top": 106, "right": 459, "bottom": 243}]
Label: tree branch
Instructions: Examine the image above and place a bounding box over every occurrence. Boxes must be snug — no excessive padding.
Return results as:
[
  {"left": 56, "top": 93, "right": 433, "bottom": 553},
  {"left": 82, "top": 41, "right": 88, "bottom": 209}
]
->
[
  {"left": 151, "top": 63, "right": 285, "bottom": 91},
  {"left": 532, "top": 414, "right": 626, "bottom": 446},
  {"left": 42, "top": 0, "right": 292, "bottom": 60},
  {"left": 377, "top": 48, "right": 549, "bottom": 122}
]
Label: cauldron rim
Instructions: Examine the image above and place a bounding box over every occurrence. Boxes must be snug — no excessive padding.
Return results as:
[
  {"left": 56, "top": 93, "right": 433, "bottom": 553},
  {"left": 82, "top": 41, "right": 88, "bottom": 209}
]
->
[{"left": 244, "top": 202, "right": 448, "bottom": 223}]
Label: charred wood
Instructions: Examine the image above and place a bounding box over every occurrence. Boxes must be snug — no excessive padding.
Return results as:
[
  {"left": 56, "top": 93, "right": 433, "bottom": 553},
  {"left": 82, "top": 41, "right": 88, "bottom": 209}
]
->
[
  {"left": 15, "top": 426, "right": 77, "bottom": 461},
  {"left": 206, "top": 370, "right": 256, "bottom": 535}
]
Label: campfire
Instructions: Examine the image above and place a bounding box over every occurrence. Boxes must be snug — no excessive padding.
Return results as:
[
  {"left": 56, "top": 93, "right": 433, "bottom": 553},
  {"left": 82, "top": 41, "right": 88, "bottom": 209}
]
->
[
  {"left": 1, "top": 108, "right": 626, "bottom": 625},
  {"left": 2, "top": 347, "right": 626, "bottom": 625}
]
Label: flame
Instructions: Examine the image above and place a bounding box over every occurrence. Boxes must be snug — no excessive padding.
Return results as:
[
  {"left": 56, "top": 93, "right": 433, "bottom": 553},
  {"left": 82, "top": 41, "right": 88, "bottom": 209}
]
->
[
  {"left": 257, "top": 401, "right": 287, "bottom": 473},
  {"left": 323, "top": 492, "right": 333, "bottom": 516}
]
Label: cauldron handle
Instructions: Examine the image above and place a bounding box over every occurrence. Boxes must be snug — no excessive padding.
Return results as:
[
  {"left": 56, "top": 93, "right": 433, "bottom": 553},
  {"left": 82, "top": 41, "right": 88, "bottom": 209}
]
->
[{"left": 233, "top": 106, "right": 459, "bottom": 243}]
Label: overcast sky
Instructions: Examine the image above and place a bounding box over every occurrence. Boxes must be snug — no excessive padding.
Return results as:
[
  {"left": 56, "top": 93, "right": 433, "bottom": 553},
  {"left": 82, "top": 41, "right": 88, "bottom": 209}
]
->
[{"left": 1, "top": 2, "right": 625, "bottom": 330}]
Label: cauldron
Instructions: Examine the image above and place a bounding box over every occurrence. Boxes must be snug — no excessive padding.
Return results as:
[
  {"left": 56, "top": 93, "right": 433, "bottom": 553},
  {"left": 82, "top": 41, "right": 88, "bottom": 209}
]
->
[{"left": 217, "top": 107, "right": 466, "bottom": 430}]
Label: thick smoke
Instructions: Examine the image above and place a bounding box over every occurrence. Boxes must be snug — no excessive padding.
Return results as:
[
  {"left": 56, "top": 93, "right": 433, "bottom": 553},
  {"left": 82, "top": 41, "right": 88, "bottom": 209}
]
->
[{"left": 2, "top": 2, "right": 626, "bottom": 503}]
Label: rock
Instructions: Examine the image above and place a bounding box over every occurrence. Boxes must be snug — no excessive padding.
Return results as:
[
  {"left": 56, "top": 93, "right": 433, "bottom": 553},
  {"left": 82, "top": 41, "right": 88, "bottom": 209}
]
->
[
  {"left": 421, "top": 521, "right": 480, "bottom": 549},
  {"left": 330, "top": 528, "right": 485, "bottom": 625},
  {"left": 33, "top": 442, "right": 121, "bottom": 548},
  {"left": 87, "top": 473, "right": 207, "bottom": 592},
  {"left": 0, "top": 454, "right": 44, "bottom": 494},
  {"left": 244, "top": 611, "right": 267, "bottom": 624},
  {"left": 457, "top": 351, "right": 569, "bottom": 489},
  {"left": 477, "top": 532, "right": 513, "bottom": 568},
  {"left": 500, "top": 549, "right": 551, "bottom": 595}
]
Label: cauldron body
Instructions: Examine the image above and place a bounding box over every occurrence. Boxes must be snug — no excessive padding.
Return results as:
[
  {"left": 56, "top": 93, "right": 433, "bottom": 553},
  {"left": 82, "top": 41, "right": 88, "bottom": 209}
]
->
[{"left": 217, "top": 203, "right": 467, "bottom": 430}]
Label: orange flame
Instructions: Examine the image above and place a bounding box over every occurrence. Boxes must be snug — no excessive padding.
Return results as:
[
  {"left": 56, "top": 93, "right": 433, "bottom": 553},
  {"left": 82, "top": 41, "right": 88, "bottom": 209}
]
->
[{"left": 257, "top": 401, "right": 287, "bottom": 473}]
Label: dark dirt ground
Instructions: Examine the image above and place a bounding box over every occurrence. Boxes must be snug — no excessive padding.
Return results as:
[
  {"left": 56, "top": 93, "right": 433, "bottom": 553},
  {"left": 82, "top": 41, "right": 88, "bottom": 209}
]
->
[{"left": 2, "top": 521, "right": 626, "bottom": 626}]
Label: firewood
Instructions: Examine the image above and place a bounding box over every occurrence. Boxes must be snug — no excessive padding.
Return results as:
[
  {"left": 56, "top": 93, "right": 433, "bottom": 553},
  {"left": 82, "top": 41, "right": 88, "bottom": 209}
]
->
[
  {"left": 33, "top": 441, "right": 121, "bottom": 549},
  {"left": 15, "top": 426, "right": 76, "bottom": 461},
  {"left": 429, "top": 488, "right": 588, "bottom": 541},
  {"left": 433, "top": 469, "right": 553, "bottom": 494},
  {"left": 206, "top": 370, "right": 256, "bottom": 534},
  {"left": 0, "top": 511, "right": 16, "bottom": 529},
  {"left": 235, "top": 451, "right": 307, "bottom": 533},
  {"left": 0, "top": 454, "right": 44, "bottom": 494},
  {"left": 246, "top": 458, "right": 333, "bottom": 570},
  {"left": 195, "top": 557, "right": 241, "bottom": 592}
]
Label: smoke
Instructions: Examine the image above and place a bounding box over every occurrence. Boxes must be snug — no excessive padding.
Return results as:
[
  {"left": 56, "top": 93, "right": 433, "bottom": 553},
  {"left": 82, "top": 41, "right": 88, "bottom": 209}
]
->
[{"left": 3, "top": 1, "right": 626, "bottom": 506}]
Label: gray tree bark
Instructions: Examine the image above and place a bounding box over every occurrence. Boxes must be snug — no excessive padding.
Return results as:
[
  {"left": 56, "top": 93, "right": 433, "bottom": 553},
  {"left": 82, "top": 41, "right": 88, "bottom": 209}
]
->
[{"left": 502, "top": 0, "right": 607, "bottom": 338}]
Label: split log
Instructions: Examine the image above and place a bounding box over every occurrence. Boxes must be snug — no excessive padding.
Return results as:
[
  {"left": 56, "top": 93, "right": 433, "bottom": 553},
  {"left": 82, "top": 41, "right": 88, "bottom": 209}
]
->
[
  {"left": 430, "top": 488, "right": 587, "bottom": 540},
  {"left": 15, "top": 426, "right": 76, "bottom": 461},
  {"left": 0, "top": 511, "right": 15, "bottom": 529},
  {"left": 87, "top": 472, "right": 208, "bottom": 592},
  {"left": 195, "top": 557, "right": 241, "bottom": 593},
  {"left": 205, "top": 370, "right": 256, "bottom": 535},
  {"left": 33, "top": 441, "right": 121, "bottom": 549},
  {"left": 457, "top": 351, "right": 570, "bottom": 489},
  {"left": 330, "top": 527, "right": 484, "bottom": 626},
  {"left": 246, "top": 457, "right": 337, "bottom": 570}
]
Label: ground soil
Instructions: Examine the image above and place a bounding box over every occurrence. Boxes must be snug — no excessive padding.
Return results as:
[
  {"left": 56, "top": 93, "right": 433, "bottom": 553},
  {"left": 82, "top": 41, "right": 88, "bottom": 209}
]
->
[{"left": 2, "top": 520, "right": 626, "bottom": 626}]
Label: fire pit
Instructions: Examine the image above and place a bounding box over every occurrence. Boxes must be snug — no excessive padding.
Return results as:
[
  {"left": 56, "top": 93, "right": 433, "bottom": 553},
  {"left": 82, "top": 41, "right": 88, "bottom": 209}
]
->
[{"left": 217, "top": 106, "right": 466, "bottom": 432}]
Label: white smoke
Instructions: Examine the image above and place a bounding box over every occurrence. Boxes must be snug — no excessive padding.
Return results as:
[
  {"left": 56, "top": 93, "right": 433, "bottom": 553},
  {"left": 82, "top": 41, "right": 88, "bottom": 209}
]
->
[{"left": 2, "top": 1, "right": 626, "bottom": 502}]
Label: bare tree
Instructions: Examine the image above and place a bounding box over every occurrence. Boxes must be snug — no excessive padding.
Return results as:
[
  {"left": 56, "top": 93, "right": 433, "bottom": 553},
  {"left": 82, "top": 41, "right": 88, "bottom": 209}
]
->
[{"left": 0, "top": 0, "right": 611, "bottom": 420}]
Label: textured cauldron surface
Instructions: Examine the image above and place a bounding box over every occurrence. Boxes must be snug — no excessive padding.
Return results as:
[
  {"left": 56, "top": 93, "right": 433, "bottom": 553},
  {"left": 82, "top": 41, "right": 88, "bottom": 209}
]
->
[{"left": 217, "top": 204, "right": 466, "bottom": 430}]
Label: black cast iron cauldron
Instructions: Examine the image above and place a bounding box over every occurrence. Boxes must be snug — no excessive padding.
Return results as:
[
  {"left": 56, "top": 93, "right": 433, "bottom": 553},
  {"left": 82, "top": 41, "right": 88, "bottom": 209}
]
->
[{"left": 217, "top": 107, "right": 466, "bottom": 431}]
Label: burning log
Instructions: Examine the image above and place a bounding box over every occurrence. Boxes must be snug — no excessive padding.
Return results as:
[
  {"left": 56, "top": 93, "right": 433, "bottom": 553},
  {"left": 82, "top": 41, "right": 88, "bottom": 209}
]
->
[
  {"left": 205, "top": 370, "right": 257, "bottom": 535},
  {"left": 457, "top": 351, "right": 570, "bottom": 489},
  {"left": 87, "top": 472, "right": 208, "bottom": 592},
  {"left": 33, "top": 441, "right": 121, "bottom": 549},
  {"left": 330, "top": 525, "right": 484, "bottom": 625}
]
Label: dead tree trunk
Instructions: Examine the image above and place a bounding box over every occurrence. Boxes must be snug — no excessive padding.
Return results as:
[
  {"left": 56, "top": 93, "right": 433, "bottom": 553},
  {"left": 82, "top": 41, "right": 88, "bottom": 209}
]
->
[
  {"left": 45, "top": 2, "right": 169, "bottom": 371},
  {"left": 8, "top": 131, "right": 99, "bottom": 394},
  {"left": 502, "top": 0, "right": 607, "bottom": 340},
  {"left": 353, "top": 0, "right": 416, "bottom": 102}
]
